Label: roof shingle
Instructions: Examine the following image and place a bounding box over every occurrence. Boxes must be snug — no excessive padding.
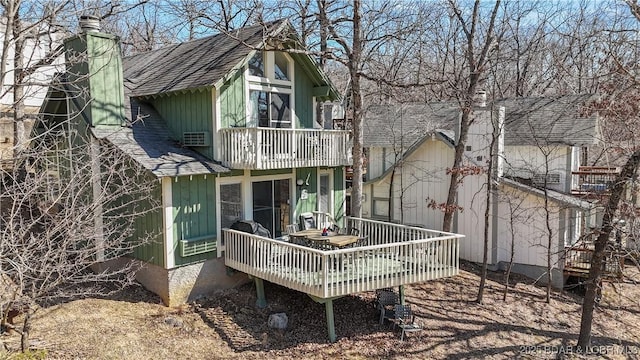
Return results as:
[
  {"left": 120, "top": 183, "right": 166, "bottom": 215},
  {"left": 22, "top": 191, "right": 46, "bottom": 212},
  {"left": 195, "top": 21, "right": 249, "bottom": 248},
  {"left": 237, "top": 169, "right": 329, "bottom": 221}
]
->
[
  {"left": 92, "top": 99, "right": 229, "bottom": 177},
  {"left": 123, "top": 21, "right": 284, "bottom": 97},
  {"left": 363, "top": 95, "right": 598, "bottom": 148}
]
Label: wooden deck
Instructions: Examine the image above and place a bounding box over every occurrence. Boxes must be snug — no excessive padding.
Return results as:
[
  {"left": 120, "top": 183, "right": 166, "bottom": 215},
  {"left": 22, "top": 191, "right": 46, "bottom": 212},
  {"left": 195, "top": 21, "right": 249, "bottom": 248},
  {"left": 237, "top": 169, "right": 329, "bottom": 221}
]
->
[{"left": 224, "top": 217, "right": 463, "bottom": 299}]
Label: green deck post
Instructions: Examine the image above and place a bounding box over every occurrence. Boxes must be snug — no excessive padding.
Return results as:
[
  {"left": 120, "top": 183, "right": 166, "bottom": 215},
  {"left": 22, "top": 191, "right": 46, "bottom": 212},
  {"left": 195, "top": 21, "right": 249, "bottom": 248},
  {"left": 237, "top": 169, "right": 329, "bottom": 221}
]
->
[
  {"left": 399, "top": 285, "right": 405, "bottom": 305},
  {"left": 325, "top": 299, "right": 336, "bottom": 342},
  {"left": 255, "top": 278, "right": 267, "bottom": 308}
]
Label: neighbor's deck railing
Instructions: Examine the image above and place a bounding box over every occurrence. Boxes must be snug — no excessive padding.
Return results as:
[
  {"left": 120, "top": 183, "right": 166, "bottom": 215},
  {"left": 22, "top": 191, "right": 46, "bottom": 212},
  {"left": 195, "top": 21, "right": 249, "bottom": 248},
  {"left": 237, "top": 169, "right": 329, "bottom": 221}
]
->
[
  {"left": 224, "top": 217, "right": 463, "bottom": 299},
  {"left": 571, "top": 166, "right": 620, "bottom": 195},
  {"left": 564, "top": 243, "right": 624, "bottom": 279},
  {"left": 219, "top": 127, "right": 352, "bottom": 170}
]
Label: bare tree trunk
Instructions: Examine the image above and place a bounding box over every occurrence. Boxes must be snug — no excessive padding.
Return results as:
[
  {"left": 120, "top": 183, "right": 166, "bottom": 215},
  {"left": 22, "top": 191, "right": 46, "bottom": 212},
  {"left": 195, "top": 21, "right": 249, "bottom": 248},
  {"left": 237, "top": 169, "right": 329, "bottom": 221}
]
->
[
  {"left": 20, "top": 309, "right": 30, "bottom": 352},
  {"left": 543, "top": 184, "right": 552, "bottom": 304},
  {"left": 12, "top": 7, "right": 25, "bottom": 155},
  {"left": 477, "top": 110, "right": 497, "bottom": 303},
  {"left": 349, "top": 0, "right": 364, "bottom": 218},
  {"left": 442, "top": 0, "right": 501, "bottom": 232},
  {"left": 442, "top": 108, "right": 472, "bottom": 232},
  {"left": 577, "top": 149, "right": 640, "bottom": 347},
  {"left": 503, "top": 205, "right": 516, "bottom": 301}
]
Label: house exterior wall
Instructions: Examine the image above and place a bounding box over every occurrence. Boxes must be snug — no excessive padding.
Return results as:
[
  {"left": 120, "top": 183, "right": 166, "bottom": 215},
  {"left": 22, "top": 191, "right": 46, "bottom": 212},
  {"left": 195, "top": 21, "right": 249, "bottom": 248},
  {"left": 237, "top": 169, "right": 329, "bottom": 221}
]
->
[
  {"left": 130, "top": 178, "right": 164, "bottom": 267},
  {"left": 151, "top": 89, "right": 214, "bottom": 159},
  {"left": 333, "top": 166, "right": 346, "bottom": 225},
  {"left": 457, "top": 172, "right": 494, "bottom": 264},
  {"left": 495, "top": 188, "right": 563, "bottom": 269},
  {"left": 0, "top": 22, "right": 63, "bottom": 108},
  {"left": 367, "top": 147, "right": 397, "bottom": 180},
  {"left": 295, "top": 167, "right": 318, "bottom": 215},
  {"left": 363, "top": 138, "right": 453, "bottom": 228},
  {"left": 294, "top": 61, "right": 314, "bottom": 129},
  {"left": 503, "top": 145, "right": 571, "bottom": 193},
  {"left": 363, "top": 133, "right": 574, "bottom": 287},
  {"left": 171, "top": 174, "right": 218, "bottom": 266},
  {"left": 219, "top": 70, "right": 246, "bottom": 128}
]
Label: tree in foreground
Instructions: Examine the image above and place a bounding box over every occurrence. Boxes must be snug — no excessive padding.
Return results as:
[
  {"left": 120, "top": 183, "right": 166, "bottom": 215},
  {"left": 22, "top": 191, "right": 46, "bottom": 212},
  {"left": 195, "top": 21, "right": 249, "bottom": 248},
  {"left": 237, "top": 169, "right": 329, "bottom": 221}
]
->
[{"left": 0, "top": 93, "right": 159, "bottom": 353}]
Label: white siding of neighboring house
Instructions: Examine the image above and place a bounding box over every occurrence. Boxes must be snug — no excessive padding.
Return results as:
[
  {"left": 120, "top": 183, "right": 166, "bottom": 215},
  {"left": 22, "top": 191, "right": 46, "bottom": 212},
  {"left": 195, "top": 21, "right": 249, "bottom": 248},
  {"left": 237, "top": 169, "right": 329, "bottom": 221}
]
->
[
  {"left": 457, "top": 171, "right": 493, "bottom": 263},
  {"left": 495, "top": 187, "right": 564, "bottom": 269},
  {"left": 503, "top": 145, "right": 572, "bottom": 193},
  {"left": 363, "top": 138, "right": 453, "bottom": 229},
  {"left": 367, "top": 146, "right": 396, "bottom": 180},
  {"left": 0, "top": 23, "right": 63, "bottom": 108}
]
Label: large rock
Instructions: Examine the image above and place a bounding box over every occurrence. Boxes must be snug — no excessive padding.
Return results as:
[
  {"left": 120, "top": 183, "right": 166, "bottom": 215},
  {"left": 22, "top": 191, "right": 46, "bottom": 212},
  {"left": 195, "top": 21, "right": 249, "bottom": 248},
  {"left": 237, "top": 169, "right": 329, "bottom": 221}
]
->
[{"left": 267, "top": 312, "right": 288, "bottom": 330}]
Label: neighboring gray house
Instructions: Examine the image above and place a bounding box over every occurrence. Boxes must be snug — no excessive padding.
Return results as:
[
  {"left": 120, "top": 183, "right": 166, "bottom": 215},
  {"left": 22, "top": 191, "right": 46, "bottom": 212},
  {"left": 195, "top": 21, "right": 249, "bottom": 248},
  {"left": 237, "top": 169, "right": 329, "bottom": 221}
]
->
[{"left": 362, "top": 95, "right": 602, "bottom": 287}]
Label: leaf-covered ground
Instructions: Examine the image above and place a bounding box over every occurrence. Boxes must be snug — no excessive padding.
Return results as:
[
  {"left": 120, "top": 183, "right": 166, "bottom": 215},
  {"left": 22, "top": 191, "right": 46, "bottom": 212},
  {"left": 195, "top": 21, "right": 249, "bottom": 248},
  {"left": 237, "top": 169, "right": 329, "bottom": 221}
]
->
[{"left": 2, "top": 261, "right": 639, "bottom": 359}]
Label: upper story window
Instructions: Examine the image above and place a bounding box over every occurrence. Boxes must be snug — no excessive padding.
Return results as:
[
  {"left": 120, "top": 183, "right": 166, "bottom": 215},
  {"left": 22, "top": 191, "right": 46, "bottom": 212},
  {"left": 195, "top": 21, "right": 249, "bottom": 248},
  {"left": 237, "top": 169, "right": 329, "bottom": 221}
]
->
[
  {"left": 274, "top": 52, "right": 289, "bottom": 81},
  {"left": 247, "top": 51, "right": 292, "bottom": 84},
  {"left": 249, "top": 90, "right": 291, "bottom": 128},
  {"left": 248, "top": 52, "right": 265, "bottom": 78}
]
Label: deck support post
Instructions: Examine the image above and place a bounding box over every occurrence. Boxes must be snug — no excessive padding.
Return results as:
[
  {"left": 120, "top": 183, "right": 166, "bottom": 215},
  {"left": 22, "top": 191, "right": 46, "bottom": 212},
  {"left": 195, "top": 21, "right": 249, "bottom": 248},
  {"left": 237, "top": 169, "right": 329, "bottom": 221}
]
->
[
  {"left": 399, "top": 285, "right": 405, "bottom": 305},
  {"left": 325, "top": 299, "right": 336, "bottom": 343},
  {"left": 255, "top": 277, "right": 267, "bottom": 308}
]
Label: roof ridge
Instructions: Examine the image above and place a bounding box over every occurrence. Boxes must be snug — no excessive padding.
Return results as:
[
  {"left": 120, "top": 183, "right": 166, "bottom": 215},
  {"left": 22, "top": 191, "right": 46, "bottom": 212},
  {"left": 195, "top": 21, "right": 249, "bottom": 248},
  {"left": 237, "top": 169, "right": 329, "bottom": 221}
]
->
[{"left": 123, "top": 19, "right": 286, "bottom": 61}]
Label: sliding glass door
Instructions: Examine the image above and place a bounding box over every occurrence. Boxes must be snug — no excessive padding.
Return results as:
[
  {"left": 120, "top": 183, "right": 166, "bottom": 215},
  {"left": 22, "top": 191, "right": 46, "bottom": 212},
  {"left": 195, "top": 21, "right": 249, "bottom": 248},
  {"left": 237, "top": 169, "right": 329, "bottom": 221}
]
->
[{"left": 252, "top": 179, "right": 291, "bottom": 237}]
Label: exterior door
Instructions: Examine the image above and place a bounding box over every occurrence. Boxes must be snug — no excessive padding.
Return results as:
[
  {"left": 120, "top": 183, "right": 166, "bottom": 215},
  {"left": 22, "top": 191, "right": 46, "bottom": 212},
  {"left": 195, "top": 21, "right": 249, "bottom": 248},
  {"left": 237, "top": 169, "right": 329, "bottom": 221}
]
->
[
  {"left": 319, "top": 172, "right": 332, "bottom": 216},
  {"left": 252, "top": 179, "right": 291, "bottom": 237}
]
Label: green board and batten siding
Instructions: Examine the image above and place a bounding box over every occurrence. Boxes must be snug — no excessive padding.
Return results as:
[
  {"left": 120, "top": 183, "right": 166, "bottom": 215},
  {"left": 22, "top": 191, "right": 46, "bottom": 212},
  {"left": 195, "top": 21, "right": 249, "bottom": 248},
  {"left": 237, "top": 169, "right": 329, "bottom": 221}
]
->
[
  {"left": 333, "top": 166, "right": 346, "bottom": 225},
  {"left": 131, "top": 180, "right": 164, "bottom": 267},
  {"left": 295, "top": 168, "right": 317, "bottom": 216},
  {"left": 294, "top": 62, "right": 315, "bottom": 129},
  {"left": 151, "top": 89, "right": 214, "bottom": 159},
  {"left": 219, "top": 70, "right": 246, "bottom": 128},
  {"left": 65, "top": 33, "right": 125, "bottom": 127},
  {"left": 172, "top": 175, "right": 218, "bottom": 266}
]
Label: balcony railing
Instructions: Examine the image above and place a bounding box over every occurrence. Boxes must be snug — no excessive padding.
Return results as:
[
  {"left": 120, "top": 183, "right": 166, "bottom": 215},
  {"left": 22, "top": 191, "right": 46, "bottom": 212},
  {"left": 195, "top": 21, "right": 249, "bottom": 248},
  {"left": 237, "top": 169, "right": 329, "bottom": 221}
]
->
[
  {"left": 224, "top": 217, "right": 463, "bottom": 299},
  {"left": 564, "top": 242, "right": 624, "bottom": 279},
  {"left": 571, "top": 166, "right": 620, "bottom": 195},
  {"left": 219, "top": 127, "right": 352, "bottom": 170}
]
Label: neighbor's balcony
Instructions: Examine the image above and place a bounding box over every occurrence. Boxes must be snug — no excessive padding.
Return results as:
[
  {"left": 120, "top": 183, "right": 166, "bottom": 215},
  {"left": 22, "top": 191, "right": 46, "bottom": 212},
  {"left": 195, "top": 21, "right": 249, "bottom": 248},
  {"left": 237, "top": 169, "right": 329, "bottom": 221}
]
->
[
  {"left": 219, "top": 127, "right": 352, "bottom": 170},
  {"left": 224, "top": 217, "right": 463, "bottom": 299},
  {"left": 571, "top": 166, "right": 620, "bottom": 195}
]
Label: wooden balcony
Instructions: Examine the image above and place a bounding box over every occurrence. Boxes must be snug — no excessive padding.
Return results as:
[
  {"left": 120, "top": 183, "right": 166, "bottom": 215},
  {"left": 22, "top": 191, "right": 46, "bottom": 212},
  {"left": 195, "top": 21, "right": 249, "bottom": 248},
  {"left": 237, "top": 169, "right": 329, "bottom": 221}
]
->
[
  {"left": 219, "top": 128, "right": 352, "bottom": 170},
  {"left": 224, "top": 217, "right": 463, "bottom": 299},
  {"left": 571, "top": 166, "right": 620, "bottom": 195}
]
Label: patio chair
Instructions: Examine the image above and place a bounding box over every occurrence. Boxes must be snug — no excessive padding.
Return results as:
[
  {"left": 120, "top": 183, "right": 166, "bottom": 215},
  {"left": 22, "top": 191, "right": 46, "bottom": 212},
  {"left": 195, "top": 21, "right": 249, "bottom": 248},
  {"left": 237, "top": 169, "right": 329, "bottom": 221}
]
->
[
  {"left": 284, "top": 224, "right": 299, "bottom": 243},
  {"left": 299, "top": 212, "right": 316, "bottom": 230},
  {"left": 376, "top": 289, "right": 399, "bottom": 325},
  {"left": 392, "top": 304, "right": 422, "bottom": 341}
]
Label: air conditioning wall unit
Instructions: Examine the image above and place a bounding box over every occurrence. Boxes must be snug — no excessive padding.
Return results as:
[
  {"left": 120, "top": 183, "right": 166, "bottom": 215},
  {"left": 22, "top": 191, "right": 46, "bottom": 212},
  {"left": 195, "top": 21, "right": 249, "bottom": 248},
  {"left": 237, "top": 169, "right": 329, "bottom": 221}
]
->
[
  {"left": 532, "top": 172, "right": 561, "bottom": 185},
  {"left": 183, "top": 131, "right": 211, "bottom": 146}
]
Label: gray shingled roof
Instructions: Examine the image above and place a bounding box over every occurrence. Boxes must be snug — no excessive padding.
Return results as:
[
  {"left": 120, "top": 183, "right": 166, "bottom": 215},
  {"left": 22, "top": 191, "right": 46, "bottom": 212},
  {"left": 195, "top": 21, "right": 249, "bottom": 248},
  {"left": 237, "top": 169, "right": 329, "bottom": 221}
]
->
[
  {"left": 363, "top": 102, "right": 459, "bottom": 148},
  {"left": 92, "top": 99, "right": 229, "bottom": 177},
  {"left": 496, "top": 94, "right": 598, "bottom": 146},
  {"left": 364, "top": 95, "right": 598, "bottom": 148},
  {"left": 123, "top": 21, "right": 284, "bottom": 97}
]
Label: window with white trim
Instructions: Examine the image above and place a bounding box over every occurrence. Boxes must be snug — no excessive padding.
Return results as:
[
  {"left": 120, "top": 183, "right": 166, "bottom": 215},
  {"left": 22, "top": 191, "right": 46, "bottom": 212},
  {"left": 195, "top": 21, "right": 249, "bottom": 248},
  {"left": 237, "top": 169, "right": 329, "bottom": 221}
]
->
[
  {"left": 249, "top": 90, "right": 291, "bottom": 128},
  {"left": 247, "top": 51, "right": 292, "bottom": 85}
]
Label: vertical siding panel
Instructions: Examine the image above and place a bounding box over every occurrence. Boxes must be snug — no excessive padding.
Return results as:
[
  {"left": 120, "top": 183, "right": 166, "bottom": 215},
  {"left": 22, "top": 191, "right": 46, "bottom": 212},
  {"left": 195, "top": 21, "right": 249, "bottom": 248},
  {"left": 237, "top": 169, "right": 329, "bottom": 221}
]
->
[{"left": 170, "top": 175, "right": 218, "bottom": 266}]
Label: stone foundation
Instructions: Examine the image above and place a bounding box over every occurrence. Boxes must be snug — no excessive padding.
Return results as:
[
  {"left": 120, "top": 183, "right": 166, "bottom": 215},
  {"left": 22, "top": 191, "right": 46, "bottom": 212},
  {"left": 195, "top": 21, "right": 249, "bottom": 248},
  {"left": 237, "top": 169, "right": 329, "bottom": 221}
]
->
[{"left": 100, "top": 257, "right": 250, "bottom": 306}]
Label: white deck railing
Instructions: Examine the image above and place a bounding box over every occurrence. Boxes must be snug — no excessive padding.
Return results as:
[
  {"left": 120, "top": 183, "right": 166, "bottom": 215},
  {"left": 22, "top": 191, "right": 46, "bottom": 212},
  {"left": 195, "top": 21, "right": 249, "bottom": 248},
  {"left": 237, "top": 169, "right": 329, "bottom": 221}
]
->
[
  {"left": 219, "top": 127, "right": 352, "bottom": 170},
  {"left": 224, "top": 217, "right": 463, "bottom": 299}
]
